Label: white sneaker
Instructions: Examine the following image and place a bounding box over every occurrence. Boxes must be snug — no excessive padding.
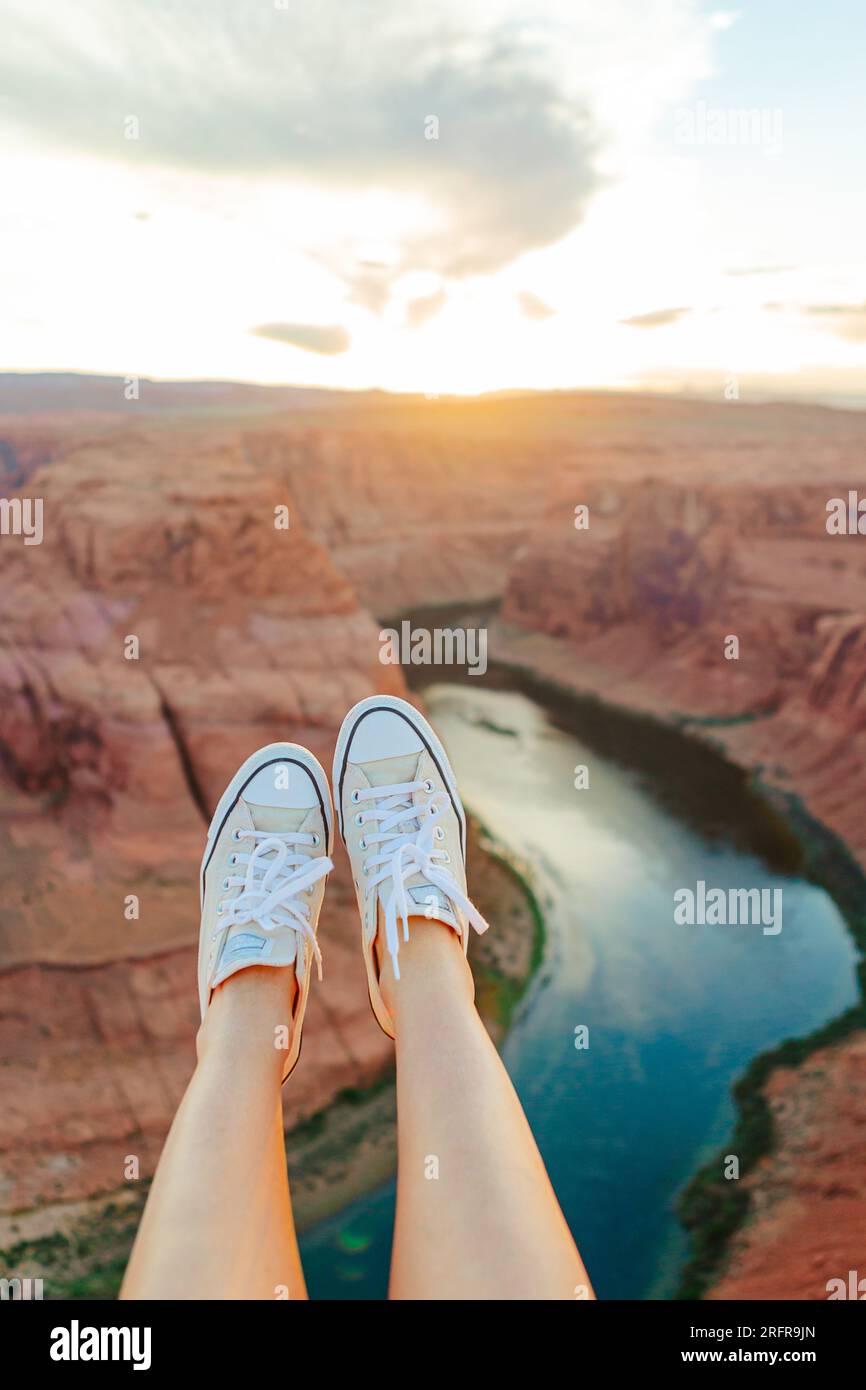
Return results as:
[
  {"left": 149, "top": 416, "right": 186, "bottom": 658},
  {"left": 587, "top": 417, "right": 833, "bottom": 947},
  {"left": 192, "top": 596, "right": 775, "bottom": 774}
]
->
[
  {"left": 333, "top": 694, "right": 489, "bottom": 1038},
  {"left": 198, "top": 743, "right": 333, "bottom": 1080}
]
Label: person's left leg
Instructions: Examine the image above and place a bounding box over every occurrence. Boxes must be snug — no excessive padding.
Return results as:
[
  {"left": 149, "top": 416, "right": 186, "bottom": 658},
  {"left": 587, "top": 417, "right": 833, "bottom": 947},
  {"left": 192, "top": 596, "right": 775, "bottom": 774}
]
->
[{"left": 121, "top": 967, "right": 306, "bottom": 1301}]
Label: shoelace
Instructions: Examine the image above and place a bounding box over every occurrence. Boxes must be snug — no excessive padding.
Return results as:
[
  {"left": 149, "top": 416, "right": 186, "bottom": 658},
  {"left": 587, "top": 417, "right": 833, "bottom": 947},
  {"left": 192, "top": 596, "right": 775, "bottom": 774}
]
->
[
  {"left": 353, "top": 780, "right": 489, "bottom": 980},
  {"left": 213, "top": 829, "right": 333, "bottom": 979}
]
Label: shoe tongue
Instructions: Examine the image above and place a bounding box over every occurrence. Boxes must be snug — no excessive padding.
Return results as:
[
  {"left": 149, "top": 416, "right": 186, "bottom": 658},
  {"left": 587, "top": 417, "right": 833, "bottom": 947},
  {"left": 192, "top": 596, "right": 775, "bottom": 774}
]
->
[
  {"left": 211, "top": 927, "right": 299, "bottom": 992},
  {"left": 380, "top": 877, "right": 459, "bottom": 930},
  {"left": 363, "top": 752, "right": 424, "bottom": 838},
  {"left": 362, "top": 752, "right": 421, "bottom": 787},
  {"left": 246, "top": 805, "right": 307, "bottom": 833}
]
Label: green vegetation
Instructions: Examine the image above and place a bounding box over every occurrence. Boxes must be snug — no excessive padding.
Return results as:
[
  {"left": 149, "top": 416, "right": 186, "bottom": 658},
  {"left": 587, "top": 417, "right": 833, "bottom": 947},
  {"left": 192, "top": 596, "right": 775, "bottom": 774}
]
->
[{"left": 0, "top": 1195, "right": 147, "bottom": 1301}]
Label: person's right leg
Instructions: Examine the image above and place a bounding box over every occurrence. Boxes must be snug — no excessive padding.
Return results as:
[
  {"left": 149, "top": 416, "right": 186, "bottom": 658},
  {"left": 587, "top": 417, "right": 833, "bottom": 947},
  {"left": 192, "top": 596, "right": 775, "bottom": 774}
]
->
[
  {"left": 382, "top": 921, "right": 593, "bottom": 1301},
  {"left": 121, "top": 741, "right": 334, "bottom": 1300},
  {"left": 121, "top": 967, "right": 307, "bottom": 1301},
  {"left": 333, "top": 693, "right": 594, "bottom": 1302}
]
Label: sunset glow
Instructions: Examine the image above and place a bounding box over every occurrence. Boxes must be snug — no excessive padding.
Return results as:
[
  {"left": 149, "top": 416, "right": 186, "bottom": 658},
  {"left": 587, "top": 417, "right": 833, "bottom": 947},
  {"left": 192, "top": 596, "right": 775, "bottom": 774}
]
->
[{"left": 1, "top": 0, "right": 864, "bottom": 401}]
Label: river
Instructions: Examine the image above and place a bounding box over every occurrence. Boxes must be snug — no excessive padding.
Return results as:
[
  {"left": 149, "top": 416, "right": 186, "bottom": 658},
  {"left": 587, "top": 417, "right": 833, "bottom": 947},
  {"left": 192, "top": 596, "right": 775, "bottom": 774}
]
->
[{"left": 299, "top": 682, "right": 859, "bottom": 1299}]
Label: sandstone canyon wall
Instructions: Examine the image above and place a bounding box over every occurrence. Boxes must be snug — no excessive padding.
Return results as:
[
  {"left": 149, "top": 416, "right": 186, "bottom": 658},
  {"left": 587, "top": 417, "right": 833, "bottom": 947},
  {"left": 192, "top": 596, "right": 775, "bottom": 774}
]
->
[
  {"left": 1, "top": 388, "right": 865, "bottom": 1295},
  {"left": 0, "top": 418, "right": 405, "bottom": 1213}
]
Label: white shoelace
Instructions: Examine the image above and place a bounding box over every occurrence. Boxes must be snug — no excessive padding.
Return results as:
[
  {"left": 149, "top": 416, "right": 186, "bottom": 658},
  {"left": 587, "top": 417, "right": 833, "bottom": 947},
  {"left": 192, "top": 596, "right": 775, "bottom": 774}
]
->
[
  {"left": 353, "top": 780, "right": 489, "bottom": 980},
  {"left": 213, "top": 829, "right": 333, "bottom": 979}
]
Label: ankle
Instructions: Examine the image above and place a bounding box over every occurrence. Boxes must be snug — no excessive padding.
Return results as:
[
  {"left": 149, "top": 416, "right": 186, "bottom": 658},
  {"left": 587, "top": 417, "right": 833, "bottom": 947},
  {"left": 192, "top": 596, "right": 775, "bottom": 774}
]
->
[
  {"left": 196, "top": 965, "right": 297, "bottom": 1071},
  {"left": 377, "top": 917, "right": 474, "bottom": 1020}
]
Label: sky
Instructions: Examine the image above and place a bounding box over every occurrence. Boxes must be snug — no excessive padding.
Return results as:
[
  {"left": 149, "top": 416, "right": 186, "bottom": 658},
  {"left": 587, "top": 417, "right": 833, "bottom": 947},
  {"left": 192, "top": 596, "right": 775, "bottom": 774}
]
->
[{"left": 0, "top": 0, "right": 864, "bottom": 399}]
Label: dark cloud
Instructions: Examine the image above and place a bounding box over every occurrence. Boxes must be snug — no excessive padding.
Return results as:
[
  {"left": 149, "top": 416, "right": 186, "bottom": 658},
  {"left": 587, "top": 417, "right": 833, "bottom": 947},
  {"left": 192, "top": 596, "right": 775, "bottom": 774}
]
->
[
  {"left": 250, "top": 322, "right": 350, "bottom": 355},
  {"left": 517, "top": 290, "right": 556, "bottom": 320},
  {"left": 1, "top": 0, "right": 601, "bottom": 282},
  {"left": 619, "top": 306, "right": 691, "bottom": 329}
]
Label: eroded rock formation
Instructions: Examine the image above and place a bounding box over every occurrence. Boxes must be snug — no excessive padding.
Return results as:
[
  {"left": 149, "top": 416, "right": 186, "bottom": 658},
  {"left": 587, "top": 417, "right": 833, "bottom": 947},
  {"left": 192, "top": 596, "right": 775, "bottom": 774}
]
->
[
  {"left": 2, "top": 386, "right": 865, "bottom": 1295},
  {"left": 0, "top": 419, "right": 404, "bottom": 1212}
]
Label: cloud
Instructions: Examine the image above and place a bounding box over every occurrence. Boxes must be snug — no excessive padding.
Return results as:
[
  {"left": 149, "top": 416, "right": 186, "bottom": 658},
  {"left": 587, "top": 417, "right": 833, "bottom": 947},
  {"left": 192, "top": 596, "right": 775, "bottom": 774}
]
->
[
  {"left": 405, "top": 291, "right": 448, "bottom": 330},
  {"left": 709, "top": 10, "right": 742, "bottom": 30},
  {"left": 620, "top": 307, "right": 691, "bottom": 329},
  {"left": 517, "top": 291, "right": 556, "bottom": 321},
  {"left": 805, "top": 301, "right": 866, "bottom": 315},
  {"left": 0, "top": 0, "right": 599, "bottom": 282},
  {"left": 0, "top": 0, "right": 712, "bottom": 296},
  {"left": 804, "top": 302, "right": 866, "bottom": 342},
  {"left": 724, "top": 264, "right": 796, "bottom": 277},
  {"left": 250, "top": 322, "right": 350, "bottom": 355}
]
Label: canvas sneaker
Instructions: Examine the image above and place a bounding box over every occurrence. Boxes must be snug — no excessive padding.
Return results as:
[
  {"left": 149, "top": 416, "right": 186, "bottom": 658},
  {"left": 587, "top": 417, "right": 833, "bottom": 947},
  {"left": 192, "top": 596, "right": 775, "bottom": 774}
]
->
[
  {"left": 333, "top": 694, "right": 489, "bottom": 1037},
  {"left": 198, "top": 742, "right": 333, "bottom": 1080}
]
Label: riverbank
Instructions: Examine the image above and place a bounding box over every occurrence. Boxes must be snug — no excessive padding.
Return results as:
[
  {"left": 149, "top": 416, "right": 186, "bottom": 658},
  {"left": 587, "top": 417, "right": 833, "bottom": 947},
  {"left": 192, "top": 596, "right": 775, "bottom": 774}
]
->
[
  {"left": 481, "top": 616, "right": 866, "bottom": 1301},
  {"left": 678, "top": 791, "right": 866, "bottom": 1300}
]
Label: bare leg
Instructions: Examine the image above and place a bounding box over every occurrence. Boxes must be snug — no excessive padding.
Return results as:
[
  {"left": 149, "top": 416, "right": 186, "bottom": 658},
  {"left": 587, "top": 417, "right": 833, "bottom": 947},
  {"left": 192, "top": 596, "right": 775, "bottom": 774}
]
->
[
  {"left": 384, "top": 920, "right": 594, "bottom": 1301},
  {"left": 121, "top": 967, "right": 307, "bottom": 1301}
]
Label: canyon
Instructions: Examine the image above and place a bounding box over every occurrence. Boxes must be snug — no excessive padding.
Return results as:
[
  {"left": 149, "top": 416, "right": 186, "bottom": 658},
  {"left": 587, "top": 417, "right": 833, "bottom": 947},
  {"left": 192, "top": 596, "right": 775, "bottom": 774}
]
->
[{"left": 1, "top": 380, "right": 865, "bottom": 1297}]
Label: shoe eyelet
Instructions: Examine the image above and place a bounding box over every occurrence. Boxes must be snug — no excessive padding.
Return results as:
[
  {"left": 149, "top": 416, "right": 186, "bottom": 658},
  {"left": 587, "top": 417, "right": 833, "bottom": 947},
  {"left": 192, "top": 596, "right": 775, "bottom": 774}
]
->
[
  {"left": 311, "top": 832, "right": 320, "bottom": 847},
  {"left": 221, "top": 877, "right": 230, "bottom": 890},
  {"left": 423, "top": 779, "right": 434, "bottom": 793},
  {"left": 434, "top": 826, "right": 445, "bottom": 842},
  {"left": 351, "top": 789, "right": 361, "bottom": 803},
  {"left": 231, "top": 828, "right": 243, "bottom": 842},
  {"left": 353, "top": 811, "right": 364, "bottom": 827},
  {"left": 359, "top": 837, "right": 367, "bottom": 850},
  {"left": 229, "top": 854, "right": 238, "bottom": 866},
  {"left": 363, "top": 862, "right": 370, "bottom": 876},
  {"left": 441, "top": 852, "right": 451, "bottom": 864},
  {"left": 217, "top": 902, "right": 224, "bottom": 915}
]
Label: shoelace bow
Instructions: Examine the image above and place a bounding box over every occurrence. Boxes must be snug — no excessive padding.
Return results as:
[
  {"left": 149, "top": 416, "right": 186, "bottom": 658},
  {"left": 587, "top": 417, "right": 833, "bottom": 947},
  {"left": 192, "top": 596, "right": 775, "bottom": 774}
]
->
[
  {"left": 213, "top": 829, "right": 332, "bottom": 979},
  {"left": 354, "top": 780, "right": 489, "bottom": 980}
]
